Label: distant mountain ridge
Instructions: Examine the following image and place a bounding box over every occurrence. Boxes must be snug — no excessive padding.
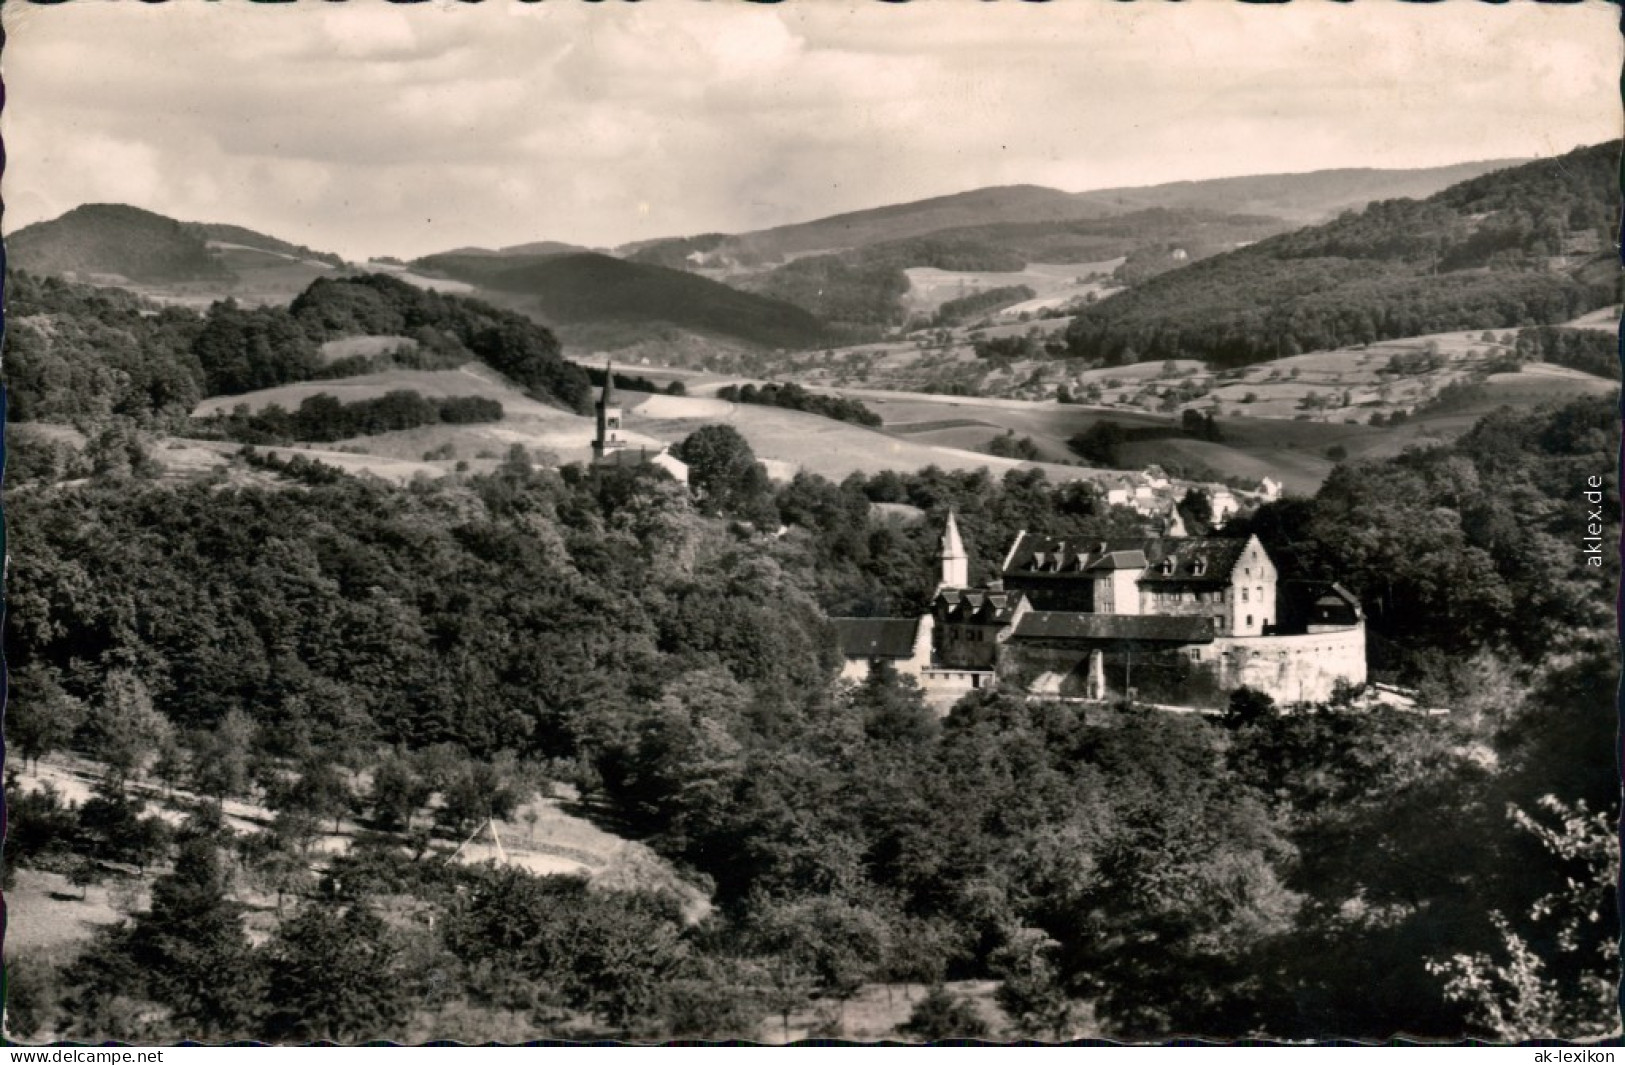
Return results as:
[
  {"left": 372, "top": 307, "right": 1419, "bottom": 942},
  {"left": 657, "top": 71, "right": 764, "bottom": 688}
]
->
[
  {"left": 620, "top": 158, "right": 1530, "bottom": 267},
  {"left": 1062, "top": 141, "right": 1620, "bottom": 369},
  {"left": 1068, "top": 159, "right": 1530, "bottom": 224}
]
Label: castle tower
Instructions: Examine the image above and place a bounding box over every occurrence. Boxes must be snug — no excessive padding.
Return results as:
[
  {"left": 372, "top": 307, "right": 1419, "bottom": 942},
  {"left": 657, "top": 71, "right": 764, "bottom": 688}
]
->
[
  {"left": 940, "top": 509, "right": 969, "bottom": 589},
  {"left": 592, "top": 361, "right": 626, "bottom": 461}
]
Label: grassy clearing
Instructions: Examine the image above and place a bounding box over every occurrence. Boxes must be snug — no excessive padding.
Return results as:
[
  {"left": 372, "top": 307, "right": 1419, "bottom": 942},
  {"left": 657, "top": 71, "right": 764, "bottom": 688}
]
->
[
  {"left": 1563, "top": 304, "right": 1622, "bottom": 332},
  {"left": 903, "top": 260, "right": 1122, "bottom": 317},
  {"left": 318, "top": 334, "right": 419, "bottom": 364}
]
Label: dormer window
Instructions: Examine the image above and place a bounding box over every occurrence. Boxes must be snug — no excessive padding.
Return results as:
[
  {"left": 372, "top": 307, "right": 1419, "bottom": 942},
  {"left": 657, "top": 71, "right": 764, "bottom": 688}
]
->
[
  {"left": 1192, "top": 558, "right": 1207, "bottom": 577},
  {"left": 1160, "top": 557, "right": 1175, "bottom": 576}
]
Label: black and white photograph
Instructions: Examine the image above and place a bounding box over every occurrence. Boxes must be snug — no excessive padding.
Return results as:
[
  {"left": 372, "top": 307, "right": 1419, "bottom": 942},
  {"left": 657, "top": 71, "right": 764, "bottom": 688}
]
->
[{"left": 1, "top": 0, "right": 1620, "bottom": 1044}]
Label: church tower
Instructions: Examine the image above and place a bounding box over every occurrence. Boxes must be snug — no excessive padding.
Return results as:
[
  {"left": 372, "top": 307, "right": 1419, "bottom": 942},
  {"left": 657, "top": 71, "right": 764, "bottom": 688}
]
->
[
  {"left": 940, "top": 509, "right": 969, "bottom": 589},
  {"left": 592, "top": 361, "right": 626, "bottom": 461}
]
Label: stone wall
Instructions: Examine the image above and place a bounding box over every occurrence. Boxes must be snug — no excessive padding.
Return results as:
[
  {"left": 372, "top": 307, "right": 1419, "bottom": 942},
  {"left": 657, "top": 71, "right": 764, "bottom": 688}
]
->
[
  {"left": 1205, "top": 624, "right": 1366, "bottom": 704},
  {"left": 1002, "top": 641, "right": 1225, "bottom": 707}
]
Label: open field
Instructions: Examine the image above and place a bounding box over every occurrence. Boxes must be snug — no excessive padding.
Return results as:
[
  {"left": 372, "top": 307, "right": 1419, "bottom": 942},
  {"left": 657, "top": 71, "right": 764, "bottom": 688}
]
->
[
  {"left": 319, "top": 334, "right": 419, "bottom": 364},
  {"left": 362, "top": 260, "right": 477, "bottom": 294},
  {"left": 626, "top": 392, "right": 1103, "bottom": 483},
  {"left": 192, "top": 365, "right": 561, "bottom": 419},
  {"left": 666, "top": 372, "right": 1351, "bottom": 492},
  {"left": 183, "top": 365, "right": 1106, "bottom": 484},
  {"left": 1564, "top": 304, "right": 1623, "bottom": 332},
  {"left": 206, "top": 241, "right": 341, "bottom": 303},
  {"left": 903, "top": 259, "right": 1123, "bottom": 317}
]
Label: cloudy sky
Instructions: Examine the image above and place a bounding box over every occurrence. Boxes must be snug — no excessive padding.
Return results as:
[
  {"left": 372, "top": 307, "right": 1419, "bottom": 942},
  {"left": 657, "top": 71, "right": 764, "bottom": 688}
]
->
[{"left": 4, "top": 1, "right": 1619, "bottom": 261}]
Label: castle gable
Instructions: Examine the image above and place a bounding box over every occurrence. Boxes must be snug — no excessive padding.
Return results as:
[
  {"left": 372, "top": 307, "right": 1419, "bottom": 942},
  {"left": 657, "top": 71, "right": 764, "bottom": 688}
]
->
[{"left": 1002, "top": 532, "right": 1253, "bottom": 589}]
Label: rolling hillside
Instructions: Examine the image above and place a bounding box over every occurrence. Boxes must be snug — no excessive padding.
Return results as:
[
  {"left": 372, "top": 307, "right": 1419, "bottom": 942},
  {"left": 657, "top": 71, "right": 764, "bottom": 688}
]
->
[
  {"left": 9, "top": 204, "right": 232, "bottom": 284},
  {"left": 411, "top": 251, "right": 833, "bottom": 352},
  {"left": 8, "top": 204, "right": 352, "bottom": 305},
  {"left": 629, "top": 157, "right": 1527, "bottom": 267},
  {"left": 1063, "top": 141, "right": 1621, "bottom": 369},
  {"left": 187, "top": 365, "right": 1106, "bottom": 485},
  {"left": 1069, "top": 158, "right": 1527, "bottom": 224}
]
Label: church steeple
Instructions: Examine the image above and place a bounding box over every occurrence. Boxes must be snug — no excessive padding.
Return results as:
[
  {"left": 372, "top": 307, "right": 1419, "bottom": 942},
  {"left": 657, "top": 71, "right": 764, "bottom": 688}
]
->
[
  {"left": 940, "top": 509, "right": 969, "bottom": 589},
  {"left": 593, "top": 360, "right": 625, "bottom": 461}
]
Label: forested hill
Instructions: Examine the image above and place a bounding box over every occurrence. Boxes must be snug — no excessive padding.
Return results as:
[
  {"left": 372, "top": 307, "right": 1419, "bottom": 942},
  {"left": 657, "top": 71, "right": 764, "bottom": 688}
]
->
[
  {"left": 411, "top": 251, "right": 833, "bottom": 352},
  {"left": 8, "top": 204, "right": 235, "bottom": 284},
  {"left": 7, "top": 205, "right": 352, "bottom": 283},
  {"left": 1063, "top": 141, "right": 1622, "bottom": 368},
  {"left": 4, "top": 270, "right": 591, "bottom": 421}
]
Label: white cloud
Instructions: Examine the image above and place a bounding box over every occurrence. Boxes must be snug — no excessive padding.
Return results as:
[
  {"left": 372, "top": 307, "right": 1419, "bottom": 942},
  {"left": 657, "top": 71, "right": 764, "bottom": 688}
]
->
[{"left": 3, "top": 0, "right": 1617, "bottom": 260}]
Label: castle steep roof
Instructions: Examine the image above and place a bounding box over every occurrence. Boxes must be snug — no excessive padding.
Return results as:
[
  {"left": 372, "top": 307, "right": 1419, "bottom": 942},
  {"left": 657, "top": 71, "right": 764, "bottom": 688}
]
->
[
  {"left": 1002, "top": 532, "right": 1253, "bottom": 587},
  {"left": 941, "top": 509, "right": 967, "bottom": 559},
  {"left": 934, "top": 587, "right": 1028, "bottom": 623},
  {"left": 831, "top": 617, "right": 923, "bottom": 659},
  {"left": 1011, "top": 612, "right": 1215, "bottom": 644}
]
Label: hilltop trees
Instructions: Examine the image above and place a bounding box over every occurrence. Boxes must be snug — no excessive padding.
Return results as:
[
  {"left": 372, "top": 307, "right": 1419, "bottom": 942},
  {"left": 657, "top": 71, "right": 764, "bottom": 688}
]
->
[
  {"left": 6, "top": 270, "right": 589, "bottom": 433},
  {"left": 194, "top": 302, "right": 324, "bottom": 396},
  {"left": 674, "top": 424, "right": 776, "bottom": 522}
]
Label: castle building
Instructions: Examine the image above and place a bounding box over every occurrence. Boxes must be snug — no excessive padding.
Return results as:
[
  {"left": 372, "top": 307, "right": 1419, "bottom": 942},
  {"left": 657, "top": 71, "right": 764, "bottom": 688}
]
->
[
  {"left": 589, "top": 362, "right": 689, "bottom": 485},
  {"left": 835, "top": 513, "right": 1366, "bottom": 711}
]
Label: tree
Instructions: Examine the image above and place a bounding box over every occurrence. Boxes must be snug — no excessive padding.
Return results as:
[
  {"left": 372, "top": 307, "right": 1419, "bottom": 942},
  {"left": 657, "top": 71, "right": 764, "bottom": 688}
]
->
[
  {"left": 1181, "top": 488, "right": 1213, "bottom": 527},
  {"left": 1223, "top": 686, "right": 1277, "bottom": 729},
  {"left": 188, "top": 709, "right": 257, "bottom": 810},
  {"left": 368, "top": 748, "right": 432, "bottom": 831},
  {"left": 675, "top": 424, "right": 771, "bottom": 518},
  {"left": 991, "top": 928, "right": 1074, "bottom": 1040},
  {"left": 747, "top": 896, "right": 890, "bottom": 1026},
  {"left": 1067, "top": 422, "right": 1127, "bottom": 467},
  {"left": 6, "top": 664, "right": 86, "bottom": 771},
  {"left": 2, "top": 952, "right": 62, "bottom": 1041},
  {"left": 87, "top": 670, "right": 170, "bottom": 789},
  {"left": 264, "top": 899, "right": 412, "bottom": 1042},
  {"left": 899, "top": 985, "right": 991, "bottom": 1041},
  {"left": 120, "top": 837, "right": 263, "bottom": 1037},
  {"left": 1427, "top": 796, "right": 1618, "bottom": 1039}
]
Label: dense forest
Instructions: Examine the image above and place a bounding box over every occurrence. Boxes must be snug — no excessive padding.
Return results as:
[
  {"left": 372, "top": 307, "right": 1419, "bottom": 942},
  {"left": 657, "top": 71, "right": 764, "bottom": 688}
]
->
[
  {"left": 5, "top": 380, "right": 1617, "bottom": 1040},
  {"left": 1063, "top": 142, "right": 1621, "bottom": 367}
]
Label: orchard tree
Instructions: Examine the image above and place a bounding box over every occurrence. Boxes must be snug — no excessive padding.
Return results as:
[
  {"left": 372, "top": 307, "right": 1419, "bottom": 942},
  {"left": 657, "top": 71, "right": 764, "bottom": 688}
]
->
[
  {"left": 188, "top": 709, "right": 258, "bottom": 810},
  {"left": 7, "top": 663, "right": 85, "bottom": 771},
  {"left": 120, "top": 837, "right": 263, "bottom": 1038},
  {"left": 87, "top": 670, "right": 171, "bottom": 789}
]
